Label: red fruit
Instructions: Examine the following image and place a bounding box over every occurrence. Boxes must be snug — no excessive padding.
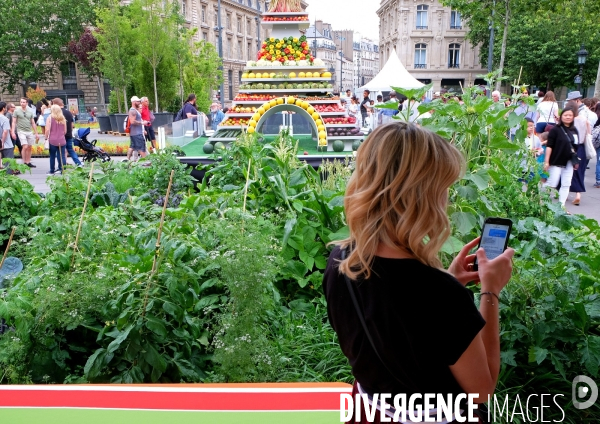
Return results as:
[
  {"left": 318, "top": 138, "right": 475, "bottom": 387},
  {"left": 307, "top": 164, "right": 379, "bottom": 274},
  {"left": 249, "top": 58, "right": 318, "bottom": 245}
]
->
[{"left": 304, "top": 151, "right": 308, "bottom": 155}]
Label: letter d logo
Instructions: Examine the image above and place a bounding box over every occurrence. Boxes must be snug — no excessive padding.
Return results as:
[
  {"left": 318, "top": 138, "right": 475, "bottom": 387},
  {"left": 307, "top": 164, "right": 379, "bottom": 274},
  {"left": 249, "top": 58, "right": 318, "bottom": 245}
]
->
[{"left": 572, "top": 375, "right": 598, "bottom": 410}]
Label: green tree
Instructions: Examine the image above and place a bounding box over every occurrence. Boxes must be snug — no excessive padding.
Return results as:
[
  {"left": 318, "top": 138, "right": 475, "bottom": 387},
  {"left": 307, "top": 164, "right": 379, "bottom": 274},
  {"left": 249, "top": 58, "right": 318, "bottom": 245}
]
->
[
  {"left": 134, "top": 58, "right": 178, "bottom": 111},
  {"left": 184, "top": 41, "right": 223, "bottom": 113},
  {"left": 0, "top": 0, "right": 97, "bottom": 95},
  {"left": 95, "top": 0, "right": 136, "bottom": 113},
  {"left": 129, "top": 0, "right": 179, "bottom": 112}
]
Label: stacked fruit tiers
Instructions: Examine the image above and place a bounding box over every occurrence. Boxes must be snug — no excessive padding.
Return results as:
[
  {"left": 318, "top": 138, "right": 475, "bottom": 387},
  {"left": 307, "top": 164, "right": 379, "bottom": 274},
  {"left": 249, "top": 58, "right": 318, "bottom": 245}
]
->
[{"left": 208, "top": 3, "right": 363, "bottom": 152}]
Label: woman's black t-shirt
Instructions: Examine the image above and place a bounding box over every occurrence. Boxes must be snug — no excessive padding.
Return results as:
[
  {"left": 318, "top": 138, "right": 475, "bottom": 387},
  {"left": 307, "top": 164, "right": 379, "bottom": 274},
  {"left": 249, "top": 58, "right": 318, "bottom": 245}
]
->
[
  {"left": 547, "top": 124, "right": 577, "bottom": 167},
  {"left": 323, "top": 246, "right": 486, "bottom": 398}
]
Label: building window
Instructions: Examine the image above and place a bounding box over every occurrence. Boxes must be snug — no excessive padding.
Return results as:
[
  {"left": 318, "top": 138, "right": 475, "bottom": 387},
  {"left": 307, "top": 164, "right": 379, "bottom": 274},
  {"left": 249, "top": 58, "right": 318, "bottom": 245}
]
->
[
  {"left": 448, "top": 43, "right": 460, "bottom": 68},
  {"left": 202, "top": 5, "right": 206, "bottom": 23},
  {"left": 247, "top": 42, "right": 251, "bottom": 60},
  {"left": 228, "top": 70, "right": 234, "bottom": 101},
  {"left": 202, "top": 32, "right": 208, "bottom": 41},
  {"left": 450, "top": 11, "right": 462, "bottom": 29},
  {"left": 416, "top": 5, "right": 428, "bottom": 29},
  {"left": 257, "top": 1, "right": 261, "bottom": 11},
  {"left": 181, "top": 0, "right": 186, "bottom": 17},
  {"left": 248, "top": 0, "right": 252, "bottom": 7},
  {"left": 237, "top": 17, "right": 241, "bottom": 33},
  {"left": 414, "top": 43, "right": 427, "bottom": 68},
  {"left": 62, "top": 61, "right": 78, "bottom": 90},
  {"left": 239, "top": 70, "right": 243, "bottom": 85},
  {"left": 226, "top": 14, "right": 231, "bottom": 30},
  {"left": 228, "top": 38, "right": 232, "bottom": 57},
  {"left": 238, "top": 40, "right": 243, "bottom": 60},
  {"left": 214, "top": 9, "right": 218, "bottom": 26}
]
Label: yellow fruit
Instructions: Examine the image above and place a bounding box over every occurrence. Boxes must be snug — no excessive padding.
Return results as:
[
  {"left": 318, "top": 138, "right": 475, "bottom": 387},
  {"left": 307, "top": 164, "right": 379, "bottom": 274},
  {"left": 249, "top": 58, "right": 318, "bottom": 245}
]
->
[
  {"left": 249, "top": 120, "right": 257, "bottom": 127},
  {"left": 307, "top": 106, "right": 315, "bottom": 115},
  {"left": 298, "top": 72, "right": 306, "bottom": 78},
  {"left": 287, "top": 97, "right": 296, "bottom": 104},
  {"left": 242, "top": 73, "right": 249, "bottom": 79},
  {"left": 276, "top": 98, "right": 284, "bottom": 105},
  {"left": 300, "top": 102, "right": 309, "bottom": 110},
  {"left": 263, "top": 103, "right": 271, "bottom": 110},
  {"left": 249, "top": 72, "right": 256, "bottom": 78},
  {"left": 315, "top": 119, "right": 322, "bottom": 126},
  {"left": 262, "top": 73, "right": 269, "bottom": 78},
  {"left": 255, "top": 73, "right": 261, "bottom": 79},
  {"left": 289, "top": 72, "right": 296, "bottom": 78},
  {"left": 317, "top": 124, "right": 325, "bottom": 132},
  {"left": 269, "top": 99, "right": 277, "bottom": 107},
  {"left": 322, "top": 72, "right": 332, "bottom": 78},
  {"left": 247, "top": 127, "right": 255, "bottom": 134},
  {"left": 312, "top": 112, "right": 320, "bottom": 120},
  {"left": 258, "top": 107, "right": 265, "bottom": 115},
  {"left": 270, "top": 73, "right": 276, "bottom": 78},
  {"left": 306, "top": 72, "right": 313, "bottom": 78},
  {"left": 252, "top": 113, "right": 261, "bottom": 121}
]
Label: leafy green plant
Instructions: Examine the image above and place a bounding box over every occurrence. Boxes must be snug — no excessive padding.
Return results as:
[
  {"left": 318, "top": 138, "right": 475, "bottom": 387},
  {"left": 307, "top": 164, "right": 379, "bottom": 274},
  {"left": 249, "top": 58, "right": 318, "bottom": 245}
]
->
[{"left": 0, "top": 169, "right": 41, "bottom": 244}]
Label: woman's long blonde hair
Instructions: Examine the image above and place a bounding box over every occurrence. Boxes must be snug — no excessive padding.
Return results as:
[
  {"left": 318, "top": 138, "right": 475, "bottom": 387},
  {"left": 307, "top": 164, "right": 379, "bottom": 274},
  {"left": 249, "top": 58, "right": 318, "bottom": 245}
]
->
[
  {"left": 337, "top": 122, "right": 465, "bottom": 279},
  {"left": 50, "top": 104, "right": 66, "bottom": 125}
]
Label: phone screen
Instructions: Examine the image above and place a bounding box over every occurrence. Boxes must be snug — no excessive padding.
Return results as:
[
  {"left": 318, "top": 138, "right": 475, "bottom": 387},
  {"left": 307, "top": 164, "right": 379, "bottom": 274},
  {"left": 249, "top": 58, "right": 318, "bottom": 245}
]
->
[{"left": 479, "top": 224, "right": 510, "bottom": 260}]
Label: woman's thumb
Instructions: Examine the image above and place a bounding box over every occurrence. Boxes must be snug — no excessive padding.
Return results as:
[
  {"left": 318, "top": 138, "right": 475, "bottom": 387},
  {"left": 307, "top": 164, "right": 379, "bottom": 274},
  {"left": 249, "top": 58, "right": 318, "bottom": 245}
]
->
[{"left": 476, "top": 248, "right": 488, "bottom": 265}]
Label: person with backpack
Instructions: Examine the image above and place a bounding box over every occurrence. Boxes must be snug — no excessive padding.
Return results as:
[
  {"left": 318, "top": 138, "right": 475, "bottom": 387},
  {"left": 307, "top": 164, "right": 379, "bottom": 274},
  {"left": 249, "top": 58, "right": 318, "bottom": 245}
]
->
[{"left": 175, "top": 94, "right": 200, "bottom": 122}]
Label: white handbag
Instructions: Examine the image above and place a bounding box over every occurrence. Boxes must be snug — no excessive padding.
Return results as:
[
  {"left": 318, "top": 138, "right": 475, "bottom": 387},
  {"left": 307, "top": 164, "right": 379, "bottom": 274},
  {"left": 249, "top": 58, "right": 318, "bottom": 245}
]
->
[{"left": 585, "top": 133, "right": 597, "bottom": 160}]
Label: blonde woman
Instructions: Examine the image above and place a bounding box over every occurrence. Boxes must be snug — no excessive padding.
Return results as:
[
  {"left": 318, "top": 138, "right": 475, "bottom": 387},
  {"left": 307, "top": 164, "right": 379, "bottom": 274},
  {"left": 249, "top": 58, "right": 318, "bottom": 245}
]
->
[
  {"left": 45, "top": 104, "right": 67, "bottom": 175},
  {"left": 323, "top": 122, "right": 514, "bottom": 422}
]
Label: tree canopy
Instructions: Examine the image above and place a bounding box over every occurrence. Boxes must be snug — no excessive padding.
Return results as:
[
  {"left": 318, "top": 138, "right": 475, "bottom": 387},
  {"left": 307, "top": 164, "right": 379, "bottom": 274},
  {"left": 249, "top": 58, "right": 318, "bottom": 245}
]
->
[
  {"left": 442, "top": 0, "right": 600, "bottom": 91},
  {"left": 0, "top": 0, "right": 97, "bottom": 95}
]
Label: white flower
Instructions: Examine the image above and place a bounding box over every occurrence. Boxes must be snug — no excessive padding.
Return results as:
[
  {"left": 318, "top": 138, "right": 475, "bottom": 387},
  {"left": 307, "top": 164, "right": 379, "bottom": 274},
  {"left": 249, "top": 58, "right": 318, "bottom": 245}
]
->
[
  {"left": 256, "top": 59, "right": 268, "bottom": 67},
  {"left": 271, "top": 62, "right": 282, "bottom": 67},
  {"left": 288, "top": 60, "right": 297, "bottom": 66},
  {"left": 247, "top": 60, "right": 257, "bottom": 67},
  {"left": 297, "top": 60, "right": 308, "bottom": 67},
  {"left": 313, "top": 58, "right": 325, "bottom": 67}
]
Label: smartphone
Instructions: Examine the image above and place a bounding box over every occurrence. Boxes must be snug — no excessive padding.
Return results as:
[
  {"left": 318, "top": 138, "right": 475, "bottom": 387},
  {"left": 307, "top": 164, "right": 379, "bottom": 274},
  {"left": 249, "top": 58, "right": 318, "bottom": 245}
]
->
[{"left": 473, "top": 217, "right": 513, "bottom": 271}]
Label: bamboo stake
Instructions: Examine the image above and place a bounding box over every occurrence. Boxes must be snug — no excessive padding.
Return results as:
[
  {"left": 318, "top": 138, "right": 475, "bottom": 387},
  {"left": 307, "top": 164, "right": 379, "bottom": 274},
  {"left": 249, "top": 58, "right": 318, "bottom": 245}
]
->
[
  {"left": 151, "top": 170, "right": 175, "bottom": 275},
  {"left": 242, "top": 158, "right": 252, "bottom": 214},
  {"left": 71, "top": 163, "right": 94, "bottom": 268},
  {"left": 141, "top": 170, "right": 175, "bottom": 318},
  {"left": 0, "top": 227, "right": 16, "bottom": 270}
]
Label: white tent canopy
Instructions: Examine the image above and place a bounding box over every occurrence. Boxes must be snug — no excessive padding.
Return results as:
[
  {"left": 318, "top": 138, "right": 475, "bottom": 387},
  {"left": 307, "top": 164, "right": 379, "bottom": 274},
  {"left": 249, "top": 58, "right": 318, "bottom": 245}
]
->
[{"left": 359, "top": 48, "right": 424, "bottom": 92}]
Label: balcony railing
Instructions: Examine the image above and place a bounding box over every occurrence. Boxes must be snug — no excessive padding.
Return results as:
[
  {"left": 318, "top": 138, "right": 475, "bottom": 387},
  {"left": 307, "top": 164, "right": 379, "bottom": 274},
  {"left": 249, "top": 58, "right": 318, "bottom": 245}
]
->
[
  {"left": 416, "top": 26, "right": 428, "bottom": 30},
  {"left": 448, "top": 64, "right": 460, "bottom": 69},
  {"left": 450, "top": 25, "right": 462, "bottom": 29},
  {"left": 414, "top": 64, "right": 427, "bottom": 69}
]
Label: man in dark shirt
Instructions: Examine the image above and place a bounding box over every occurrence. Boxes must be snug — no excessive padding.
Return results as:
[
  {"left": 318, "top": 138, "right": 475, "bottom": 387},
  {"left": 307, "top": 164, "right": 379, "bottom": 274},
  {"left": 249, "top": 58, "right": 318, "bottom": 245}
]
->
[
  {"left": 360, "top": 90, "right": 371, "bottom": 128},
  {"left": 52, "top": 98, "right": 82, "bottom": 167}
]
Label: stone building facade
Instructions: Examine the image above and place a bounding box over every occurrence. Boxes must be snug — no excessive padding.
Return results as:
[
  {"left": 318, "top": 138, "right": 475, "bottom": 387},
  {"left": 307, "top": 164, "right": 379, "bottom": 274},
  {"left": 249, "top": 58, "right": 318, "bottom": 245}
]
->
[
  {"left": 353, "top": 34, "right": 380, "bottom": 88},
  {"left": 377, "top": 0, "right": 487, "bottom": 93}
]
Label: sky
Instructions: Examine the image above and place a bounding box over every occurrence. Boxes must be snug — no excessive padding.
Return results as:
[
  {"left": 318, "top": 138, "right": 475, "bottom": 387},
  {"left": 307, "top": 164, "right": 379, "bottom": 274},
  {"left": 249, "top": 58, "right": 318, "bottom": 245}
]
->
[{"left": 306, "top": 0, "right": 380, "bottom": 41}]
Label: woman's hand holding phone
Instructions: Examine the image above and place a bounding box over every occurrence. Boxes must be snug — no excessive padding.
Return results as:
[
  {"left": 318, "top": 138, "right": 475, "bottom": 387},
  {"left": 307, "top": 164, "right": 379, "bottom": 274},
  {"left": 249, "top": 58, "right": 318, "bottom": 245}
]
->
[{"left": 476, "top": 247, "right": 515, "bottom": 295}]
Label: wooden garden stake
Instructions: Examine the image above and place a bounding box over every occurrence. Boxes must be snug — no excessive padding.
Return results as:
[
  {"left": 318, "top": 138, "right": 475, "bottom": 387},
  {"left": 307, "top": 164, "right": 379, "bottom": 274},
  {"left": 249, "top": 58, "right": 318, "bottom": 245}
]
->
[
  {"left": 151, "top": 170, "right": 175, "bottom": 275},
  {"left": 242, "top": 158, "right": 252, "bottom": 214},
  {"left": 142, "top": 170, "right": 174, "bottom": 317},
  {"left": 71, "top": 163, "right": 94, "bottom": 268},
  {"left": 0, "top": 227, "right": 16, "bottom": 270}
]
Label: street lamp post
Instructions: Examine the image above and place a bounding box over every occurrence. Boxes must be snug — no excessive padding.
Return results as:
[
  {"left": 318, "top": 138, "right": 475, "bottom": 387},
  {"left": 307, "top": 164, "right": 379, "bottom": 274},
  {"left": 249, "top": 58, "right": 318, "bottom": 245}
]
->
[
  {"left": 338, "top": 50, "right": 343, "bottom": 93},
  {"left": 255, "top": 16, "right": 261, "bottom": 55},
  {"left": 575, "top": 44, "right": 588, "bottom": 93},
  {"left": 215, "top": 0, "right": 225, "bottom": 108}
]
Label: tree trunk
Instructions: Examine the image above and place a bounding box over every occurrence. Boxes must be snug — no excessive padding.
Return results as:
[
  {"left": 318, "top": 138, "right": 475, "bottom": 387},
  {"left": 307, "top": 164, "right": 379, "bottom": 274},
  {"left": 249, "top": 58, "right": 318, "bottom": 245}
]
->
[
  {"left": 153, "top": 66, "right": 159, "bottom": 112},
  {"left": 96, "top": 75, "right": 105, "bottom": 108},
  {"left": 495, "top": 0, "right": 510, "bottom": 91},
  {"left": 123, "top": 87, "right": 127, "bottom": 113},
  {"left": 594, "top": 60, "right": 600, "bottom": 98}
]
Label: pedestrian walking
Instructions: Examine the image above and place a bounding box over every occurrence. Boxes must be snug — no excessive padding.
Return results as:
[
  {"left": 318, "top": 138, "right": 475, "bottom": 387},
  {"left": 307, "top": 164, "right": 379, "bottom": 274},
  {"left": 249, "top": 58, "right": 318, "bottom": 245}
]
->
[
  {"left": 360, "top": 90, "right": 371, "bottom": 128},
  {"left": 45, "top": 105, "right": 67, "bottom": 176},
  {"left": 564, "top": 99, "right": 590, "bottom": 206},
  {"left": 11, "top": 97, "right": 39, "bottom": 167},
  {"left": 141, "top": 97, "right": 157, "bottom": 153},
  {"left": 126, "top": 96, "right": 148, "bottom": 161},
  {"left": 535, "top": 91, "right": 559, "bottom": 134},
  {"left": 37, "top": 99, "right": 51, "bottom": 139},
  {"left": 0, "top": 102, "right": 16, "bottom": 174},
  {"left": 5, "top": 104, "right": 21, "bottom": 160},
  {"left": 543, "top": 104, "right": 579, "bottom": 208},
  {"left": 52, "top": 98, "right": 82, "bottom": 167}
]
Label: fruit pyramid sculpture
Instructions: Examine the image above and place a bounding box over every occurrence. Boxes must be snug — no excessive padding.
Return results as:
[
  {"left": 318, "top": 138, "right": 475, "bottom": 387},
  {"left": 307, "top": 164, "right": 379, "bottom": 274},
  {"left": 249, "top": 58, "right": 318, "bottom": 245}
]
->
[{"left": 209, "top": 0, "right": 363, "bottom": 152}]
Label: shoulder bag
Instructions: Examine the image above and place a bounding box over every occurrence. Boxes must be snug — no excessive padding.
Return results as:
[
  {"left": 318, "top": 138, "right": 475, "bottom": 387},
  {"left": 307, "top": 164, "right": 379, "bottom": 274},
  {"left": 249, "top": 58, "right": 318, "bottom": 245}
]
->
[
  {"left": 559, "top": 126, "right": 579, "bottom": 168},
  {"left": 592, "top": 126, "right": 600, "bottom": 150},
  {"left": 584, "top": 133, "right": 597, "bottom": 160},
  {"left": 544, "top": 104, "right": 556, "bottom": 132}
]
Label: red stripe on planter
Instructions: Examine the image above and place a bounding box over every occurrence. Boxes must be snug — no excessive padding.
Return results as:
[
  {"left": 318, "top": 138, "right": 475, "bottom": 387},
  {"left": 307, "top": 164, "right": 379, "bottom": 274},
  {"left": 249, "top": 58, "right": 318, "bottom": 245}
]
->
[{"left": 0, "top": 389, "right": 344, "bottom": 411}]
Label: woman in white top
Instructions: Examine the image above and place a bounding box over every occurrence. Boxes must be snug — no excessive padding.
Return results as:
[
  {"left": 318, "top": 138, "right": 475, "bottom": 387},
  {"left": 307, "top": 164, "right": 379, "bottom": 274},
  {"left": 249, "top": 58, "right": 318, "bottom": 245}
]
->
[
  {"left": 535, "top": 91, "right": 559, "bottom": 134},
  {"left": 348, "top": 96, "right": 360, "bottom": 129}
]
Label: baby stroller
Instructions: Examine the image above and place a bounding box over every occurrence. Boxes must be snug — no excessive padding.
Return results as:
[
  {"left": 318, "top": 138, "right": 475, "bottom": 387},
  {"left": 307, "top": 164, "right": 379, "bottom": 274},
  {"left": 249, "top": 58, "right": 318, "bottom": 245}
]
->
[{"left": 74, "top": 128, "right": 111, "bottom": 163}]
